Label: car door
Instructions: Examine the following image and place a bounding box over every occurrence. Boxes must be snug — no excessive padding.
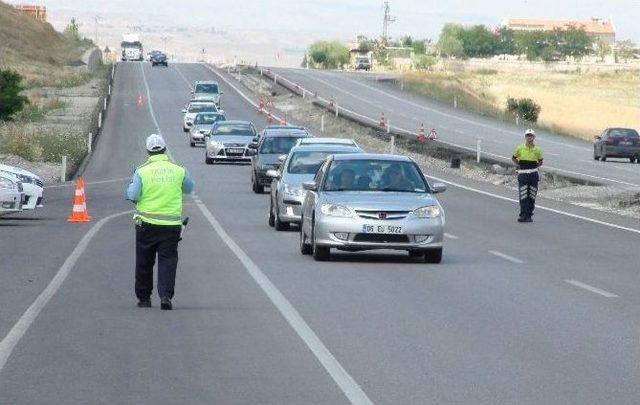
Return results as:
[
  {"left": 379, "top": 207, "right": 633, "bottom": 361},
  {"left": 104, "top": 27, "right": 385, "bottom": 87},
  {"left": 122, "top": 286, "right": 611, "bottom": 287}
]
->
[
  {"left": 302, "top": 159, "right": 329, "bottom": 235},
  {"left": 598, "top": 129, "right": 608, "bottom": 155}
]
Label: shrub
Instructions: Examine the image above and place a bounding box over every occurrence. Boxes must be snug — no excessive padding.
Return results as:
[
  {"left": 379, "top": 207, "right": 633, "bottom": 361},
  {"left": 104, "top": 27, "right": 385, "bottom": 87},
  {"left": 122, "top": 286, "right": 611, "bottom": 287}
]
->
[
  {"left": 506, "top": 97, "right": 541, "bottom": 122},
  {"left": 0, "top": 123, "right": 86, "bottom": 165},
  {"left": 414, "top": 55, "right": 437, "bottom": 70},
  {"left": 307, "top": 41, "right": 350, "bottom": 69},
  {"left": 0, "top": 69, "right": 28, "bottom": 121}
]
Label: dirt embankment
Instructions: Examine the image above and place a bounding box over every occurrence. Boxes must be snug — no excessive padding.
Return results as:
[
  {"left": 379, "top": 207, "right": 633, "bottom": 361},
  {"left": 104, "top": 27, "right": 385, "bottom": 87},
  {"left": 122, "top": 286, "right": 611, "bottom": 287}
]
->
[{"left": 231, "top": 66, "right": 640, "bottom": 219}]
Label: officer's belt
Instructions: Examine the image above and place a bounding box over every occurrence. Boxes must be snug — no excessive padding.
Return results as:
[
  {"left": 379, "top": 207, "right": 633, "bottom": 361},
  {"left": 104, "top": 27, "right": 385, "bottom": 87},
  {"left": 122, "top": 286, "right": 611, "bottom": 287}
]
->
[
  {"left": 517, "top": 168, "right": 538, "bottom": 174},
  {"left": 135, "top": 210, "right": 182, "bottom": 222}
]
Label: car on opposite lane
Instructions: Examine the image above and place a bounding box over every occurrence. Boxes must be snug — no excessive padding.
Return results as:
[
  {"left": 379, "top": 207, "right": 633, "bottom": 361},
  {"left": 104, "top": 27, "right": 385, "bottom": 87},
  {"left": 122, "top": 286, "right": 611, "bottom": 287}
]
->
[
  {"left": 0, "top": 163, "right": 44, "bottom": 210},
  {"left": 299, "top": 153, "right": 446, "bottom": 262},
  {"left": 267, "top": 142, "right": 362, "bottom": 230},
  {"left": 249, "top": 127, "right": 312, "bottom": 193},
  {"left": 182, "top": 101, "right": 220, "bottom": 132},
  {"left": 593, "top": 128, "right": 640, "bottom": 163},
  {"left": 204, "top": 120, "right": 257, "bottom": 164},
  {"left": 189, "top": 112, "right": 226, "bottom": 147},
  {"left": 0, "top": 173, "right": 23, "bottom": 216}
]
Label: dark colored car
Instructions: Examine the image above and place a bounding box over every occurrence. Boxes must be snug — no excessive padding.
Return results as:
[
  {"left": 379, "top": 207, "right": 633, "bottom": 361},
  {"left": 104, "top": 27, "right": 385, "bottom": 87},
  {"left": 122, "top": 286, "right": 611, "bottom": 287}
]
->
[
  {"left": 150, "top": 52, "right": 168, "bottom": 67},
  {"left": 249, "top": 127, "right": 312, "bottom": 193},
  {"left": 593, "top": 128, "right": 640, "bottom": 163}
]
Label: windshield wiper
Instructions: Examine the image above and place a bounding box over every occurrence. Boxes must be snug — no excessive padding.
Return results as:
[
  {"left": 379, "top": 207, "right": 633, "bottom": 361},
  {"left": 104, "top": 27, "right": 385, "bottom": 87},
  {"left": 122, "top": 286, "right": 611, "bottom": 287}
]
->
[{"left": 379, "top": 188, "right": 420, "bottom": 193}]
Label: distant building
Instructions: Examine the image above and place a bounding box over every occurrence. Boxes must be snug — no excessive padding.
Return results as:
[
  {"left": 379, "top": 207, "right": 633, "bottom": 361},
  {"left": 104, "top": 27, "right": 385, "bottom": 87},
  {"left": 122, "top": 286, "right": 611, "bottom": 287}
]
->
[
  {"left": 503, "top": 17, "right": 615, "bottom": 46},
  {"left": 12, "top": 4, "right": 47, "bottom": 22}
]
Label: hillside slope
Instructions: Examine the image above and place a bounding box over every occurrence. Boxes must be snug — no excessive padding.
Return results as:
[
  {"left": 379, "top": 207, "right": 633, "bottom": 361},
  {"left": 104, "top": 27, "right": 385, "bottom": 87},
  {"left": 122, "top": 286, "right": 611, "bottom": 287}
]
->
[{"left": 0, "top": 1, "right": 90, "bottom": 87}]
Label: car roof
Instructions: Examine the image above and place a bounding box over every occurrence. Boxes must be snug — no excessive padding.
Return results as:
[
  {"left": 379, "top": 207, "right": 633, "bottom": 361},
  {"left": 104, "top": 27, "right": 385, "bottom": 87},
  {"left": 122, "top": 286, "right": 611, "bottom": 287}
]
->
[
  {"left": 262, "top": 130, "right": 310, "bottom": 138},
  {"left": 297, "top": 137, "right": 356, "bottom": 146},
  {"left": 194, "top": 80, "right": 219, "bottom": 84},
  {"left": 331, "top": 153, "right": 413, "bottom": 162},
  {"left": 188, "top": 100, "right": 216, "bottom": 105},
  {"left": 0, "top": 163, "right": 38, "bottom": 178},
  {"left": 215, "top": 120, "right": 253, "bottom": 126},
  {"left": 264, "top": 125, "right": 306, "bottom": 130},
  {"left": 289, "top": 144, "right": 362, "bottom": 154}
]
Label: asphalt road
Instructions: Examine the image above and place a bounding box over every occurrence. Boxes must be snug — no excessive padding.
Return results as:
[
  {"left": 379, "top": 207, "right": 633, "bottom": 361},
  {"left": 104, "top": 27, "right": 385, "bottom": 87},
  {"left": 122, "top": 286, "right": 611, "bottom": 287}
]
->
[
  {"left": 268, "top": 67, "right": 640, "bottom": 188},
  {"left": 1, "top": 62, "right": 640, "bottom": 404}
]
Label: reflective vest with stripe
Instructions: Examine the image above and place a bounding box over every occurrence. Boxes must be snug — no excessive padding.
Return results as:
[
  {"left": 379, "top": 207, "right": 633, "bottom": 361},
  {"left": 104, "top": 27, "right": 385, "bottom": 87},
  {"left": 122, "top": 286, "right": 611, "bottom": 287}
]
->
[{"left": 134, "top": 154, "right": 185, "bottom": 226}]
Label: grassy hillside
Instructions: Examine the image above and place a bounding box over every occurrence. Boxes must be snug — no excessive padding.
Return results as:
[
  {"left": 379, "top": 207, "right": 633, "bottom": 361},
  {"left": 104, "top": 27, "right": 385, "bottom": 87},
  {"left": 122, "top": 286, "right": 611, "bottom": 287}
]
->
[{"left": 0, "top": 1, "right": 91, "bottom": 87}]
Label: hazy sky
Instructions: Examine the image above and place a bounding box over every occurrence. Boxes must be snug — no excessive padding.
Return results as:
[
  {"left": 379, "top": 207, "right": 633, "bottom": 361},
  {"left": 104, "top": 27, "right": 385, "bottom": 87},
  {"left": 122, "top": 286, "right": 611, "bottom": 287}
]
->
[{"left": 42, "top": 0, "right": 640, "bottom": 41}]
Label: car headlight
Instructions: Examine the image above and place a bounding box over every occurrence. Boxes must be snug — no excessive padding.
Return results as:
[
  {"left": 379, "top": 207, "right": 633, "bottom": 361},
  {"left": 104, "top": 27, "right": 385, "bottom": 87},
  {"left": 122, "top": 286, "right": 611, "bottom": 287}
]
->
[
  {"left": 209, "top": 140, "right": 223, "bottom": 148},
  {"left": 320, "top": 204, "right": 353, "bottom": 218},
  {"left": 0, "top": 177, "right": 17, "bottom": 190},
  {"left": 413, "top": 205, "right": 442, "bottom": 218},
  {"left": 283, "top": 184, "right": 304, "bottom": 198}
]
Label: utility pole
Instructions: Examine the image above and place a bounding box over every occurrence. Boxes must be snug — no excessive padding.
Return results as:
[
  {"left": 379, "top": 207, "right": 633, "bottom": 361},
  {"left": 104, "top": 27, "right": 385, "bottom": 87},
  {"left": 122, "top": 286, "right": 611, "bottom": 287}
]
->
[
  {"left": 94, "top": 15, "right": 102, "bottom": 46},
  {"left": 382, "top": 1, "right": 395, "bottom": 45}
]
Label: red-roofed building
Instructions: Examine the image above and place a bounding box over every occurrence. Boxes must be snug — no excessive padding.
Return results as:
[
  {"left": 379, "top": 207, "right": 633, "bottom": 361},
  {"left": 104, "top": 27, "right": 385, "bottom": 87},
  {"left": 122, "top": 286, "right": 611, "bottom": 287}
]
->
[
  {"left": 12, "top": 4, "right": 47, "bottom": 22},
  {"left": 503, "top": 18, "right": 615, "bottom": 45}
]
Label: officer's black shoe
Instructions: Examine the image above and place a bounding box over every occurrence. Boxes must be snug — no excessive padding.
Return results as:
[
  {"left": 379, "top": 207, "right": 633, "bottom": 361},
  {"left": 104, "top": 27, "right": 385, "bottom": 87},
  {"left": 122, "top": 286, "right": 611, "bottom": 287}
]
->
[
  {"left": 160, "top": 297, "right": 172, "bottom": 311},
  {"left": 137, "top": 299, "right": 152, "bottom": 308},
  {"left": 517, "top": 216, "right": 526, "bottom": 223},
  {"left": 524, "top": 217, "right": 533, "bottom": 223}
]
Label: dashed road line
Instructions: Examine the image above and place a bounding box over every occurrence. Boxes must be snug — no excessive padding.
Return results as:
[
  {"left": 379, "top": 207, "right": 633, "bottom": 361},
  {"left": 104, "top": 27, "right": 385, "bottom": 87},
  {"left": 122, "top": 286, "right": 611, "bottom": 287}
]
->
[
  {"left": 488, "top": 250, "right": 524, "bottom": 264},
  {"left": 565, "top": 279, "right": 619, "bottom": 298}
]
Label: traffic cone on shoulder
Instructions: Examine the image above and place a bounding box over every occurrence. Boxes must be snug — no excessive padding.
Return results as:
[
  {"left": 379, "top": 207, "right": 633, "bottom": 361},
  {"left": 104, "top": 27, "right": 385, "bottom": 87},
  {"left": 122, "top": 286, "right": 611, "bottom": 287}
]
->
[
  {"left": 137, "top": 95, "right": 144, "bottom": 108},
  {"left": 417, "top": 123, "right": 427, "bottom": 143},
  {"left": 266, "top": 113, "right": 274, "bottom": 124},
  {"left": 379, "top": 112, "right": 386, "bottom": 130},
  {"left": 67, "top": 178, "right": 91, "bottom": 223}
]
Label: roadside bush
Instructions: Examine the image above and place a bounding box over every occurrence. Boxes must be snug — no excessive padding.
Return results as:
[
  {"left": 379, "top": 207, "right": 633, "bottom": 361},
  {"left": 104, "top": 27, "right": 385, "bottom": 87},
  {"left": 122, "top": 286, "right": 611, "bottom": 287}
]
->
[
  {"left": 506, "top": 97, "right": 541, "bottom": 122},
  {"left": 35, "top": 132, "right": 86, "bottom": 164},
  {"left": 414, "top": 55, "right": 437, "bottom": 70},
  {"left": 0, "top": 69, "right": 28, "bottom": 121},
  {"left": 308, "top": 41, "right": 350, "bottom": 69},
  {"left": 0, "top": 123, "right": 86, "bottom": 165}
]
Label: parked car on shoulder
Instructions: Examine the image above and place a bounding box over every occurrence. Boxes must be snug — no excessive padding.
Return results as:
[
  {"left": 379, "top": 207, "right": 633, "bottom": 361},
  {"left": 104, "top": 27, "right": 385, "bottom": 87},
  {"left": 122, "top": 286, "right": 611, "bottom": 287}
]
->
[
  {"left": 249, "top": 127, "right": 312, "bottom": 193},
  {"left": 204, "top": 120, "right": 257, "bottom": 164},
  {"left": 354, "top": 57, "right": 371, "bottom": 71},
  {"left": 593, "top": 128, "right": 640, "bottom": 163},
  {"left": 299, "top": 153, "right": 446, "bottom": 262},
  {"left": 267, "top": 143, "right": 362, "bottom": 230},
  {"left": 0, "top": 173, "right": 23, "bottom": 216},
  {"left": 182, "top": 101, "right": 220, "bottom": 132},
  {"left": 0, "top": 163, "right": 43, "bottom": 210},
  {"left": 189, "top": 112, "right": 226, "bottom": 147}
]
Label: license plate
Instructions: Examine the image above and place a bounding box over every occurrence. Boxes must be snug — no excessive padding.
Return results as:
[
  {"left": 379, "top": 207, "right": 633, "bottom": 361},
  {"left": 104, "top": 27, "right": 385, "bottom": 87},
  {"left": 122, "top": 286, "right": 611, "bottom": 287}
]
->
[
  {"left": 362, "top": 225, "right": 403, "bottom": 234},
  {"left": 619, "top": 141, "right": 632, "bottom": 146},
  {"left": 228, "top": 148, "right": 244, "bottom": 154}
]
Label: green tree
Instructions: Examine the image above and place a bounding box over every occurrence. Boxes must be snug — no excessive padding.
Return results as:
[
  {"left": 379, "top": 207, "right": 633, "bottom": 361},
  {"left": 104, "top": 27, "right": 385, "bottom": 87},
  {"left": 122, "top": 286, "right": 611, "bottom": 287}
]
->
[
  {"left": 63, "top": 17, "right": 82, "bottom": 42},
  {"left": 308, "top": 41, "right": 350, "bottom": 69},
  {"left": 595, "top": 40, "right": 611, "bottom": 61},
  {"left": 0, "top": 70, "right": 28, "bottom": 121},
  {"left": 411, "top": 39, "right": 428, "bottom": 55},
  {"left": 495, "top": 27, "right": 515, "bottom": 55},
  {"left": 558, "top": 26, "right": 593, "bottom": 60},
  {"left": 458, "top": 25, "right": 499, "bottom": 57},
  {"left": 514, "top": 30, "right": 547, "bottom": 60},
  {"left": 437, "top": 23, "right": 465, "bottom": 58}
]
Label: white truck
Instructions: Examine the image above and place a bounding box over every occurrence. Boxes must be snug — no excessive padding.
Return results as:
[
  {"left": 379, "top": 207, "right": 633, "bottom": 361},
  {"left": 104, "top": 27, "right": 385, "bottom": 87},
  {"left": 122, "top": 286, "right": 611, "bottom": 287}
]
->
[{"left": 121, "top": 34, "right": 144, "bottom": 61}]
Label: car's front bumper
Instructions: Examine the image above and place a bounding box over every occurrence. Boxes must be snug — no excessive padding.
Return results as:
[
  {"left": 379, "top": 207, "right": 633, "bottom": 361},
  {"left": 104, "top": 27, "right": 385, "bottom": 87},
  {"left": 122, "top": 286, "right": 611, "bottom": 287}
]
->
[
  {"left": 190, "top": 133, "right": 208, "bottom": 143},
  {"left": 206, "top": 146, "right": 251, "bottom": 161},
  {"left": 277, "top": 194, "right": 305, "bottom": 223},
  {"left": 20, "top": 183, "right": 43, "bottom": 210},
  {"left": 314, "top": 214, "right": 444, "bottom": 251},
  {"left": 0, "top": 190, "right": 23, "bottom": 215}
]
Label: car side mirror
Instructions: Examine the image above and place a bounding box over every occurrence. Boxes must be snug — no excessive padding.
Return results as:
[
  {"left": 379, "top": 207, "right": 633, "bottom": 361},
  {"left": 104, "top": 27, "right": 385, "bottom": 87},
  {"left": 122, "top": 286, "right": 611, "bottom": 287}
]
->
[
  {"left": 594, "top": 136, "right": 601, "bottom": 141},
  {"left": 181, "top": 109, "right": 187, "bottom": 113},
  {"left": 302, "top": 181, "right": 318, "bottom": 192},
  {"left": 248, "top": 142, "right": 258, "bottom": 149},
  {"left": 266, "top": 169, "right": 280, "bottom": 179},
  {"left": 278, "top": 154, "right": 287, "bottom": 163},
  {"left": 431, "top": 183, "right": 446, "bottom": 194}
]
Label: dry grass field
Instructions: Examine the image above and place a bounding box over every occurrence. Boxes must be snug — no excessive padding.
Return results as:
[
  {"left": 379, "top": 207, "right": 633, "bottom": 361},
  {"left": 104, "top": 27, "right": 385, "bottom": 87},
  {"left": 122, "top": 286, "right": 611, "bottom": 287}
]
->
[{"left": 403, "top": 69, "right": 640, "bottom": 141}]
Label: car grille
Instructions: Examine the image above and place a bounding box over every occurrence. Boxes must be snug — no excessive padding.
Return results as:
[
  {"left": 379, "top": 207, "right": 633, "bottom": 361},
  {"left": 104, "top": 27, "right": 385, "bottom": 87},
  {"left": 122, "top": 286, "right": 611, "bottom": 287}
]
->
[
  {"left": 355, "top": 210, "right": 410, "bottom": 220},
  {"left": 353, "top": 234, "right": 410, "bottom": 243}
]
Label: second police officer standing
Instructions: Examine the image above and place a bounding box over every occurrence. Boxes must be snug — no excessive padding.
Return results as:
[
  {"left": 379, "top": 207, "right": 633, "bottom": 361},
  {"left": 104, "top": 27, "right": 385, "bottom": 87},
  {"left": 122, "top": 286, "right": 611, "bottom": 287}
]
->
[{"left": 512, "top": 129, "right": 543, "bottom": 223}]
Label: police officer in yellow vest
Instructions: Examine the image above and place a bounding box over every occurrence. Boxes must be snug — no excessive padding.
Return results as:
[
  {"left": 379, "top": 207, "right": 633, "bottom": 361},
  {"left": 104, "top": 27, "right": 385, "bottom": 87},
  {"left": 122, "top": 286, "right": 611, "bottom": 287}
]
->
[
  {"left": 126, "top": 134, "right": 194, "bottom": 310},
  {"left": 512, "top": 129, "right": 543, "bottom": 223}
]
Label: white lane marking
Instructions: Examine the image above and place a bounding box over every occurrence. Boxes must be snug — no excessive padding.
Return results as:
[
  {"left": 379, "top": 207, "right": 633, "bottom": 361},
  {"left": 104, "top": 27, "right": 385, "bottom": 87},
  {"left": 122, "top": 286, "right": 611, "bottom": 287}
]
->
[
  {"left": 272, "top": 68, "right": 640, "bottom": 187},
  {"left": 488, "top": 250, "right": 524, "bottom": 264},
  {"left": 139, "top": 63, "right": 163, "bottom": 135},
  {"left": 45, "top": 177, "right": 130, "bottom": 189},
  {"left": 565, "top": 279, "right": 619, "bottom": 298},
  {"left": 173, "top": 64, "right": 194, "bottom": 90},
  {"left": 0, "top": 210, "right": 133, "bottom": 373},
  {"left": 427, "top": 174, "right": 640, "bottom": 236},
  {"left": 444, "top": 233, "right": 459, "bottom": 240},
  {"left": 193, "top": 198, "right": 372, "bottom": 404}
]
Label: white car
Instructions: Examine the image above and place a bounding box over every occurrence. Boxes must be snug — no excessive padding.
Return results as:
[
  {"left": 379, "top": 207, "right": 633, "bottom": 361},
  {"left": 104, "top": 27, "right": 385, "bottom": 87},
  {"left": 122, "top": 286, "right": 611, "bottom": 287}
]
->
[
  {"left": 0, "top": 173, "right": 23, "bottom": 216},
  {"left": 181, "top": 101, "right": 221, "bottom": 132},
  {"left": 0, "top": 163, "right": 44, "bottom": 210}
]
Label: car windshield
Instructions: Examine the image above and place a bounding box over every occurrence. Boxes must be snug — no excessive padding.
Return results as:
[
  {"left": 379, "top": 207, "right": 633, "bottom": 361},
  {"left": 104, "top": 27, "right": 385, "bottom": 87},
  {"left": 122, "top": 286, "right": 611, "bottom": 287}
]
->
[
  {"left": 260, "top": 136, "right": 303, "bottom": 154},
  {"left": 324, "top": 159, "right": 428, "bottom": 193},
  {"left": 194, "top": 114, "right": 224, "bottom": 125},
  {"left": 287, "top": 151, "right": 350, "bottom": 174},
  {"left": 188, "top": 104, "right": 216, "bottom": 113},
  {"left": 195, "top": 83, "right": 219, "bottom": 94},
  {"left": 212, "top": 124, "right": 254, "bottom": 136},
  {"left": 609, "top": 129, "right": 639, "bottom": 138}
]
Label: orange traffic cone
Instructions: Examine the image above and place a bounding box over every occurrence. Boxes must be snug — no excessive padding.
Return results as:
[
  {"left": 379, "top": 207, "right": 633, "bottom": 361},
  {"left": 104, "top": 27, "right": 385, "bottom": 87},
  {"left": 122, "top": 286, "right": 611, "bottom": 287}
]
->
[
  {"left": 137, "top": 95, "right": 144, "bottom": 108},
  {"left": 417, "top": 124, "right": 427, "bottom": 143},
  {"left": 379, "top": 112, "right": 386, "bottom": 130},
  {"left": 67, "top": 178, "right": 91, "bottom": 223},
  {"left": 266, "top": 113, "right": 274, "bottom": 124}
]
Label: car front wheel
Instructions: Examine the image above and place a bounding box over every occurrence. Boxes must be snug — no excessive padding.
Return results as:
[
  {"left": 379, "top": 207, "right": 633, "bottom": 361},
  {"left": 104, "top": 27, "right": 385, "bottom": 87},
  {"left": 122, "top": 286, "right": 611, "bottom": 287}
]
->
[
  {"left": 424, "top": 248, "right": 443, "bottom": 264},
  {"left": 312, "top": 224, "right": 330, "bottom": 261},
  {"left": 300, "top": 223, "right": 312, "bottom": 255}
]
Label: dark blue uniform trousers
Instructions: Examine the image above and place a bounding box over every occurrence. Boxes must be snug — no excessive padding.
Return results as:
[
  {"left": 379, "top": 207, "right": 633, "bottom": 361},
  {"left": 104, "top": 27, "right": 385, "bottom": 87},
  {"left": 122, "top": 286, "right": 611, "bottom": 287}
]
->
[
  {"left": 518, "top": 172, "right": 539, "bottom": 219},
  {"left": 135, "top": 223, "right": 181, "bottom": 300}
]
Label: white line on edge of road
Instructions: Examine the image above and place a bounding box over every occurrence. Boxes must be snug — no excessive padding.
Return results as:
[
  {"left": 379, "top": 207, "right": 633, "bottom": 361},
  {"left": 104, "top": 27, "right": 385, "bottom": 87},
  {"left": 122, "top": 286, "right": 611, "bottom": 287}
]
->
[
  {"left": 0, "top": 210, "right": 133, "bottom": 373},
  {"left": 565, "top": 279, "right": 619, "bottom": 298},
  {"left": 488, "top": 250, "right": 524, "bottom": 264},
  {"left": 444, "top": 233, "right": 459, "bottom": 240},
  {"left": 139, "top": 63, "right": 163, "bottom": 136},
  {"left": 193, "top": 196, "right": 374, "bottom": 405}
]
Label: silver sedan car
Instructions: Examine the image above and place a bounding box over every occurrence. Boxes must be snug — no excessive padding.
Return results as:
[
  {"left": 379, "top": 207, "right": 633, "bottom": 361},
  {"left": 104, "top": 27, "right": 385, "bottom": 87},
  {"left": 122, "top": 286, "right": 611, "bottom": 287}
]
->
[
  {"left": 267, "top": 143, "right": 362, "bottom": 230},
  {"left": 299, "top": 154, "right": 446, "bottom": 263},
  {"left": 204, "top": 120, "right": 257, "bottom": 164},
  {"left": 189, "top": 112, "right": 226, "bottom": 147}
]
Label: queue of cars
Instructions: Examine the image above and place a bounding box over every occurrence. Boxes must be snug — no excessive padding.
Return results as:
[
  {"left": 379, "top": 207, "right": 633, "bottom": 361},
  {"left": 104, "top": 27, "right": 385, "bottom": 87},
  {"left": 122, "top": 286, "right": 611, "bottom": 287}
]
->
[
  {"left": 181, "top": 83, "right": 447, "bottom": 263},
  {"left": 0, "top": 163, "right": 45, "bottom": 217}
]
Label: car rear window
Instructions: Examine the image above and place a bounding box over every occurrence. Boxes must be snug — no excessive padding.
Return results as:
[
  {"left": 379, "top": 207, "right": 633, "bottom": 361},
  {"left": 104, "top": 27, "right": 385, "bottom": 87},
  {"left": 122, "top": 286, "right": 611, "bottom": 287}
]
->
[
  {"left": 260, "top": 136, "right": 304, "bottom": 154},
  {"left": 188, "top": 104, "right": 216, "bottom": 113},
  {"left": 609, "top": 129, "right": 639, "bottom": 138},
  {"left": 195, "top": 83, "right": 219, "bottom": 94},
  {"left": 194, "top": 114, "right": 225, "bottom": 125}
]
